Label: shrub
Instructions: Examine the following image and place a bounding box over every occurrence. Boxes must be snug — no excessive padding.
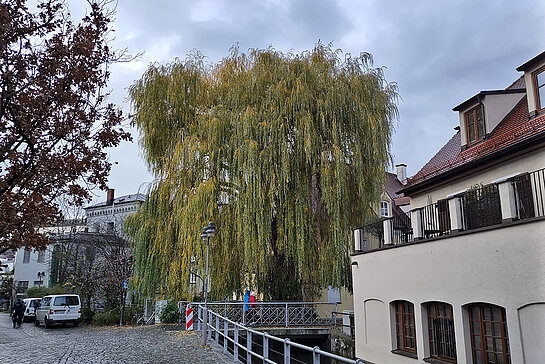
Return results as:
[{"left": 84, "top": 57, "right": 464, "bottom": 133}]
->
[
  {"left": 25, "top": 286, "right": 49, "bottom": 298},
  {"left": 81, "top": 307, "right": 96, "bottom": 323},
  {"left": 92, "top": 306, "right": 140, "bottom": 326},
  {"left": 159, "top": 299, "right": 180, "bottom": 323}
]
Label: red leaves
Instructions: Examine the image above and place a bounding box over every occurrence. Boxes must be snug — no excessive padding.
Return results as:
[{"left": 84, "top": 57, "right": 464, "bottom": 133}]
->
[{"left": 0, "top": 0, "right": 131, "bottom": 250}]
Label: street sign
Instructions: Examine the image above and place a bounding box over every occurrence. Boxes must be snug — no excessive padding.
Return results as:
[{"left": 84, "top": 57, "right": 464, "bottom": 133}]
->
[{"left": 121, "top": 280, "right": 128, "bottom": 289}]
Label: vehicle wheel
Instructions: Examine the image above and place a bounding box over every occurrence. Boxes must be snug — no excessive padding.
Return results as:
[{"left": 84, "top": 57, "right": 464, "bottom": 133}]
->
[
  {"left": 34, "top": 319, "right": 39, "bottom": 326},
  {"left": 73, "top": 320, "right": 79, "bottom": 327},
  {"left": 44, "top": 317, "right": 50, "bottom": 328}
]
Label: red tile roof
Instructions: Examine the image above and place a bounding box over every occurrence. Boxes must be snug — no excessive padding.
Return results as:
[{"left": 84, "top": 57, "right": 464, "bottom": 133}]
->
[
  {"left": 385, "top": 172, "right": 404, "bottom": 199},
  {"left": 406, "top": 97, "right": 545, "bottom": 186},
  {"left": 506, "top": 75, "right": 526, "bottom": 90}
]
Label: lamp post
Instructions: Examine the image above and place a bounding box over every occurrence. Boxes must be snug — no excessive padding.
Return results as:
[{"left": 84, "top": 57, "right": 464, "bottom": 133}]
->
[
  {"left": 37, "top": 272, "right": 45, "bottom": 287},
  {"left": 201, "top": 221, "right": 216, "bottom": 346}
]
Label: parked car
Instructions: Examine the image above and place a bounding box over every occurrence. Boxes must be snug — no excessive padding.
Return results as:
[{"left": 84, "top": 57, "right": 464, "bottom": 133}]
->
[
  {"left": 35, "top": 294, "right": 81, "bottom": 328},
  {"left": 22, "top": 298, "right": 41, "bottom": 322}
]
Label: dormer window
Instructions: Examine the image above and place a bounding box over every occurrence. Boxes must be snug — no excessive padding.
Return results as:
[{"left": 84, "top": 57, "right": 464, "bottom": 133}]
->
[
  {"left": 464, "top": 104, "right": 485, "bottom": 145},
  {"left": 534, "top": 66, "right": 545, "bottom": 112},
  {"left": 381, "top": 201, "right": 390, "bottom": 217}
]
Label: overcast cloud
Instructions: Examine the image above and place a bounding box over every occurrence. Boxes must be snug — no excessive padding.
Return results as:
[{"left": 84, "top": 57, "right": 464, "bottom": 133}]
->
[{"left": 68, "top": 0, "right": 545, "bottom": 203}]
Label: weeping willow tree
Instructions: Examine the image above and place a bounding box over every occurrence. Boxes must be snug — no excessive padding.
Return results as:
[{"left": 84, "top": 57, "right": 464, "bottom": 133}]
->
[{"left": 125, "top": 44, "right": 398, "bottom": 301}]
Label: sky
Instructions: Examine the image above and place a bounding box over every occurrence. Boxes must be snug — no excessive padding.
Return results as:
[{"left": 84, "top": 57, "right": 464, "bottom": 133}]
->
[{"left": 66, "top": 0, "right": 545, "bottom": 203}]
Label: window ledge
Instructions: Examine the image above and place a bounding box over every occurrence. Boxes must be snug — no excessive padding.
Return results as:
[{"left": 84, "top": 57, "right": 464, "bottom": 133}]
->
[
  {"left": 391, "top": 349, "right": 417, "bottom": 359},
  {"left": 423, "top": 357, "right": 457, "bottom": 364}
]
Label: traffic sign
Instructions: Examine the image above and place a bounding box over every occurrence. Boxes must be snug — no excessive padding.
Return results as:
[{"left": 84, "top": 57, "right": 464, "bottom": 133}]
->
[{"left": 121, "top": 280, "right": 128, "bottom": 289}]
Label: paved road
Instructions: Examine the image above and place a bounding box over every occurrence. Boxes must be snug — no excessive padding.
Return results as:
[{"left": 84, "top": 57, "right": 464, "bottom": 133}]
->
[{"left": 0, "top": 313, "right": 230, "bottom": 363}]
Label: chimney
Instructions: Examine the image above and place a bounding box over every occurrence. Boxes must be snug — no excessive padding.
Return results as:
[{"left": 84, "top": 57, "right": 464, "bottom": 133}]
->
[
  {"left": 395, "top": 163, "right": 407, "bottom": 185},
  {"left": 106, "top": 188, "right": 115, "bottom": 205}
]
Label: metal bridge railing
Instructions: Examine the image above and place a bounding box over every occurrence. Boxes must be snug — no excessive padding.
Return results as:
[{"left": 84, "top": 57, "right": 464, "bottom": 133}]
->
[
  {"left": 204, "top": 301, "right": 337, "bottom": 328},
  {"left": 196, "top": 303, "right": 366, "bottom": 364}
]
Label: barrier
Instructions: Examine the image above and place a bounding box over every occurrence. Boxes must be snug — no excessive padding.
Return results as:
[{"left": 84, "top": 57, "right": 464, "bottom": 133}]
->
[{"left": 186, "top": 304, "right": 193, "bottom": 330}]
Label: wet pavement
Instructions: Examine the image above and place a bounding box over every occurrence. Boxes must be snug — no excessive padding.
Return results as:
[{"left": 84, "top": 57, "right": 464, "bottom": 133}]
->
[{"left": 0, "top": 312, "right": 230, "bottom": 363}]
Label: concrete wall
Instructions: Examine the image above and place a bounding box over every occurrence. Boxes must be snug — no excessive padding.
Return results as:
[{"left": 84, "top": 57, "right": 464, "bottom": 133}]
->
[
  {"left": 351, "top": 219, "right": 545, "bottom": 364},
  {"left": 410, "top": 149, "right": 545, "bottom": 208}
]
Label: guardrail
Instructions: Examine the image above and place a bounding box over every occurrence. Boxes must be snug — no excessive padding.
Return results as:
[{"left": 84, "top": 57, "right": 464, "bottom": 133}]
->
[
  {"left": 202, "top": 301, "right": 337, "bottom": 328},
  {"left": 196, "top": 303, "right": 366, "bottom": 364},
  {"left": 332, "top": 311, "right": 355, "bottom": 339}
]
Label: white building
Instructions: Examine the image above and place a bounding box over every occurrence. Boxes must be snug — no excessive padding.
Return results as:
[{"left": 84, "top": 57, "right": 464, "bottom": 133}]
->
[
  {"left": 12, "top": 219, "right": 86, "bottom": 297},
  {"left": 351, "top": 51, "right": 545, "bottom": 364},
  {"left": 84, "top": 189, "right": 145, "bottom": 237},
  {"left": 12, "top": 189, "right": 144, "bottom": 297}
]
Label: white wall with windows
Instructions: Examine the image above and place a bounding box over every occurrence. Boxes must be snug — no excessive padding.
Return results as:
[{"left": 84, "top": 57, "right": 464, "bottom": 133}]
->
[
  {"left": 85, "top": 198, "right": 142, "bottom": 237},
  {"left": 13, "top": 247, "right": 51, "bottom": 296},
  {"left": 351, "top": 219, "right": 545, "bottom": 364}
]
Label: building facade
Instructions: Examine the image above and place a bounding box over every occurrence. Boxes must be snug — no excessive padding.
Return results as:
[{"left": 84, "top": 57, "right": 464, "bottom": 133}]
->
[
  {"left": 351, "top": 51, "right": 545, "bottom": 364},
  {"left": 12, "top": 189, "right": 144, "bottom": 298}
]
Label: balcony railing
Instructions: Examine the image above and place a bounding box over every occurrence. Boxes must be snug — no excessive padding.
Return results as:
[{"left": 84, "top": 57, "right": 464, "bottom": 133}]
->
[
  {"left": 461, "top": 183, "right": 502, "bottom": 230},
  {"left": 356, "top": 167, "right": 545, "bottom": 249},
  {"left": 512, "top": 168, "right": 545, "bottom": 219},
  {"left": 419, "top": 200, "right": 451, "bottom": 238}
]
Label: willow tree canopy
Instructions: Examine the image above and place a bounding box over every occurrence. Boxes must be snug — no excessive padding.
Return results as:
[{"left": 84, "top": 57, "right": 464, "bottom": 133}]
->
[{"left": 125, "top": 44, "right": 398, "bottom": 300}]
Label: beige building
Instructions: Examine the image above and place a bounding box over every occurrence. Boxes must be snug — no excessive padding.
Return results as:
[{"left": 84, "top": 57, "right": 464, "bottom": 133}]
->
[{"left": 351, "top": 51, "right": 545, "bottom": 364}]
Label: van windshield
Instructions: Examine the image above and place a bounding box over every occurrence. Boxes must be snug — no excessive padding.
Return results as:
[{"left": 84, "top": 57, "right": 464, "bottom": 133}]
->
[{"left": 54, "top": 296, "right": 79, "bottom": 306}]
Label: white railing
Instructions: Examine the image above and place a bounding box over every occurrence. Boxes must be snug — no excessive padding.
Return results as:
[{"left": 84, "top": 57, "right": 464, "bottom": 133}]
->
[{"left": 195, "top": 303, "right": 366, "bottom": 364}]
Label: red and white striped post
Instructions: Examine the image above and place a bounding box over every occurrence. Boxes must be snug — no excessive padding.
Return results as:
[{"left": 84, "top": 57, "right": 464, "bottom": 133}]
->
[{"left": 186, "top": 304, "right": 194, "bottom": 330}]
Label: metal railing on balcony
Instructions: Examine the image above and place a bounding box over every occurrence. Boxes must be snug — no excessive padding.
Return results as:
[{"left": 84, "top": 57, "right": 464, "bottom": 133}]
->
[
  {"left": 360, "top": 219, "right": 384, "bottom": 250},
  {"left": 419, "top": 200, "right": 451, "bottom": 238},
  {"left": 390, "top": 210, "right": 413, "bottom": 244},
  {"left": 512, "top": 167, "right": 545, "bottom": 220},
  {"left": 461, "top": 183, "right": 502, "bottom": 231}
]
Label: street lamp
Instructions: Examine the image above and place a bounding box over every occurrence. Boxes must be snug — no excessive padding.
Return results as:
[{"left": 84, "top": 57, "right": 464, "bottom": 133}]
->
[
  {"left": 201, "top": 221, "right": 216, "bottom": 345},
  {"left": 37, "top": 272, "right": 45, "bottom": 287}
]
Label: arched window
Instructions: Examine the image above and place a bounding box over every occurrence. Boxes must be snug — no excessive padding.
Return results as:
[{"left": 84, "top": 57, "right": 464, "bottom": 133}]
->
[
  {"left": 426, "top": 302, "right": 456, "bottom": 362},
  {"left": 468, "top": 303, "right": 510, "bottom": 364},
  {"left": 393, "top": 301, "right": 416, "bottom": 355}
]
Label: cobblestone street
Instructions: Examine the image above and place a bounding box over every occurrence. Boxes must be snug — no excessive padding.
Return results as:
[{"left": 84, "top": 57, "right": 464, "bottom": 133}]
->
[{"left": 0, "top": 313, "right": 230, "bottom": 363}]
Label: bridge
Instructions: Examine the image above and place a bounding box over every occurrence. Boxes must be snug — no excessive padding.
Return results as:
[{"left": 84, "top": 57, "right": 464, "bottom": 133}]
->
[{"left": 180, "top": 301, "right": 362, "bottom": 364}]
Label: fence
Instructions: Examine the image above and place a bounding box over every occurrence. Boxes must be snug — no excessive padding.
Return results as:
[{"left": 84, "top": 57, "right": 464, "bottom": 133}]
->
[
  {"left": 512, "top": 168, "right": 545, "bottom": 219},
  {"left": 203, "top": 302, "right": 337, "bottom": 328},
  {"left": 390, "top": 210, "right": 413, "bottom": 244},
  {"left": 332, "top": 311, "right": 355, "bottom": 339},
  {"left": 418, "top": 200, "right": 451, "bottom": 239},
  {"left": 196, "top": 303, "right": 366, "bottom": 364},
  {"left": 460, "top": 183, "right": 501, "bottom": 231}
]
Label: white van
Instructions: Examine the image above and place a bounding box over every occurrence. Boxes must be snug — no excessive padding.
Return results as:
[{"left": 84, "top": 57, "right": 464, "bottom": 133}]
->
[
  {"left": 23, "top": 298, "right": 41, "bottom": 322},
  {"left": 35, "top": 294, "right": 81, "bottom": 328}
]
